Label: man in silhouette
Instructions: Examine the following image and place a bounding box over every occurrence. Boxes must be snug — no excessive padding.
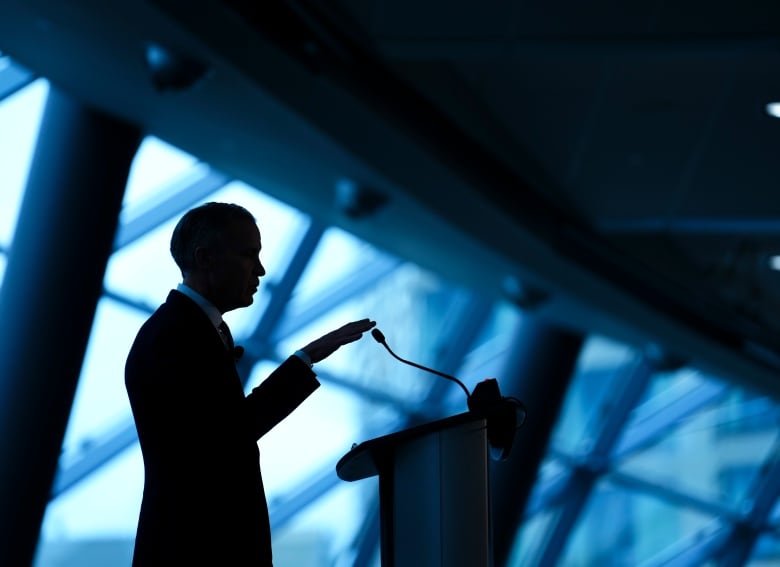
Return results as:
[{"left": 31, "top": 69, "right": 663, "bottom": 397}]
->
[{"left": 125, "top": 201, "right": 375, "bottom": 566}]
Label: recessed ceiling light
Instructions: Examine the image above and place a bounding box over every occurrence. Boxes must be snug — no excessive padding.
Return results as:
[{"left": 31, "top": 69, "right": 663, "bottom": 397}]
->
[
  {"left": 769, "top": 255, "right": 780, "bottom": 270},
  {"left": 765, "top": 102, "right": 780, "bottom": 118}
]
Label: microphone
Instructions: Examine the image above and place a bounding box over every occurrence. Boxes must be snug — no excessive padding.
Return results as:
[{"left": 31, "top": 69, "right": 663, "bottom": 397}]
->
[
  {"left": 372, "top": 327, "right": 527, "bottom": 460},
  {"left": 233, "top": 346, "right": 244, "bottom": 361},
  {"left": 371, "top": 328, "right": 470, "bottom": 401}
]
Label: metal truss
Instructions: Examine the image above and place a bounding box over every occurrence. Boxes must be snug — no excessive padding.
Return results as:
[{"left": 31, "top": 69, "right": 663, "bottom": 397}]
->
[{"left": 522, "top": 353, "right": 780, "bottom": 567}]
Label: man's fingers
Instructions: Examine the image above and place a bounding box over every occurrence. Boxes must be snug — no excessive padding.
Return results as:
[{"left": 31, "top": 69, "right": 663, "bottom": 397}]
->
[
  {"left": 302, "top": 320, "right": 377, "bottom": 363},
  {"left": 335, "top": 319, "right": 376, "bottom": 337}
]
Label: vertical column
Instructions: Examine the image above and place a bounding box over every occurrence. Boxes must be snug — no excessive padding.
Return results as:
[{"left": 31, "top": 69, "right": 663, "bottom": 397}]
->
[
  {"left": 489, "top": 315, "right": 584, "bottom": 566},
  {"left": 0, "top": 87, "right": 141, "bottom": 566}
]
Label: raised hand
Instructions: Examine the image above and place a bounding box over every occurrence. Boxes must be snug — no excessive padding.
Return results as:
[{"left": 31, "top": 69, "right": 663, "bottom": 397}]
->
[{"left": 300, "top": 318, "right": 376, "bottom": 364}]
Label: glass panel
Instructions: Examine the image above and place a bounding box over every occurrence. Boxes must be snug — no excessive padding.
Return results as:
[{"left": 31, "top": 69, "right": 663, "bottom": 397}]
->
[
  {"left": 749, "top": 532, "right": 780, "bottom": 565},
  {"left": 615, "top": 370, "right": 779, "bottom": 510},
  {"left": 280, "top": 234, "right": 467, "bottom": 404},
  {"left": 508, "top": 507, "right": 560, "bottom": 565},
  {"left": 249, "top": 361, "right": 387, "bottom": 496},
  {"left": 770, "top": 496, "right": 780, "bottom": 524},
  {"left": 523, "top": 456, "right": 570, "bottom": 515},
  {"left": 562, "top": 478, "right": 718, "bottom": 566},
  {"left": 550, "top": 335, "right": 637, "bottom": 455},
  {"left": 36, "top": 445, "right": 143, "bottom": 565},
  {"left": 459, "top": 301, "right": 523, "bottom": 385},
  {"left": 292, "top": 226, "right": 389, "bottom": 305},
  {"left": 104, "top": 214, "right": 181, "bottom": 308},
  {"left": 60, "top": 298, "right": 145, "bottom": 454},
  {"left": 121, "top": 136, "right": 198, "bottom": 207},
  {"left": 0, "top": 78, "right": 48, "bottom": 248},
  {"left": 275, "top": 481, "right": 378, "bottom": 565}
]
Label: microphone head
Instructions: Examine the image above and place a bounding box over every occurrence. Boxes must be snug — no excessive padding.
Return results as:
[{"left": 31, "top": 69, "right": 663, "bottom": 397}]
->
[
  {"left": 233, "top": 346, "right": 245, "bottom": 360},
  {"left": 371, "top": 328, "right": 386, "bottom": 344}
]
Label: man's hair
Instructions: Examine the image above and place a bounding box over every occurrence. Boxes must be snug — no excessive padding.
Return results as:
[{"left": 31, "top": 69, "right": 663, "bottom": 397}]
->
[{"left": 170, "top": 202, "right": 255, "bottom": 274}]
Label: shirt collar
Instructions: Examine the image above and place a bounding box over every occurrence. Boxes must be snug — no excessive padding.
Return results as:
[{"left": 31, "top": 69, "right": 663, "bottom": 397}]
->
[{"left": 176, "top": 283, "right": 222, "bottom": 328}]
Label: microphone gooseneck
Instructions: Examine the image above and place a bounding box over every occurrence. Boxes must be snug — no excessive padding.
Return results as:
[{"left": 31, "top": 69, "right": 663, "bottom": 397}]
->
[
  {"left": 371, "top": 328, "right": 471, "bottom": 401},
  {"left": 372, "top": 327, "right": 527, "bottom": 460}
]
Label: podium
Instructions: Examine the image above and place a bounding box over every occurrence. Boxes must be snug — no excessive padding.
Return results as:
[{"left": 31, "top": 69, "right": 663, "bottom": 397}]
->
[{"left": 336, "top": 412, "right": 495, "bottom": 567}]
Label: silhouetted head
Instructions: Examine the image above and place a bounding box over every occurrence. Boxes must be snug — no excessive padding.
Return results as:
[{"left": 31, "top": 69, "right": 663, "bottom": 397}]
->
[{"left": 171, "top": 202, "right": 266, "bottom": 313}]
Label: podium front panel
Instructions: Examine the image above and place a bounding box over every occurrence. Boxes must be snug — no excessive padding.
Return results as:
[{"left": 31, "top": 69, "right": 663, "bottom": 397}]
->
[{"left": 382, "top": 416, "right": 492, "bottom": 566}]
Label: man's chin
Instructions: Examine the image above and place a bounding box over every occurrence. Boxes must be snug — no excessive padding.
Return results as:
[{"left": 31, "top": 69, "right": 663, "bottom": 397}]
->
[{"left": 224, "top": 296, "right": 254, "bottom": 313}]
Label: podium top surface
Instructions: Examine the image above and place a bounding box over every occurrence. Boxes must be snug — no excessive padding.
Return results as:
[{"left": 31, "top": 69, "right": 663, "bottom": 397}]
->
[{"left": 336, "top": 411, "right": 485, "bottom": 482}]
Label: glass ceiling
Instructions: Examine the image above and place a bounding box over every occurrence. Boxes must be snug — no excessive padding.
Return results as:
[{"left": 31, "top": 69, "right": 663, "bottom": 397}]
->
[{"left": 1, "top": 55, "right": 780, "bottom": 567}]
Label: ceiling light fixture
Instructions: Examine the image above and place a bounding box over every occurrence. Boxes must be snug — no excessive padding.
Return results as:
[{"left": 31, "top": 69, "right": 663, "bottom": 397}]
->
[
  {"left": 769, "top": 255, "right": 780, "bottom": 271},
  {"left": 334, "top": 178, "right": 388, "bottom": 219},
  {"left": 501, "top": 275, "right": 549, "bottom": 308},
  {"left": 765, "top": 102, "right": 780, "bottom": 118},
  {"left": 144, "top": 42, "right": 210, "bottom": 92}
]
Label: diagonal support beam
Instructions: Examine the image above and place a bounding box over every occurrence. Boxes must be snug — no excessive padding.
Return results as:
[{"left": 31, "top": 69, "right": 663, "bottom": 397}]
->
[{"left": 0, "top": 56, "right": 36, "bottom": 101}]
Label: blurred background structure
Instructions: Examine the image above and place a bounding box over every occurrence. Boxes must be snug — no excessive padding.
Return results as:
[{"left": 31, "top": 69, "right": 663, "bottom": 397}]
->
[{"left": 2, "top": 1, "right": 780, "bottom": 565}]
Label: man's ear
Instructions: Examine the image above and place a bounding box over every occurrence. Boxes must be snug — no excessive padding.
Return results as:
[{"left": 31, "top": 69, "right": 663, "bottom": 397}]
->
[{"left": 193, "top": 246, "right": 212, "bottom": 269}]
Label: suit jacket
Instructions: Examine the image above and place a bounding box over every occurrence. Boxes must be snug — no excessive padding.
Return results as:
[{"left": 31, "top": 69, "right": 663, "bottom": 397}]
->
[{"left": 125, "top": 290, "right": 320, "bottom": 566}]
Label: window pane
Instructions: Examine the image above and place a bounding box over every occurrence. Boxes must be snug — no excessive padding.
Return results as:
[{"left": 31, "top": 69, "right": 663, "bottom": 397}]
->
[
  {"left": 563, "top": 478, "right": 718, "bottom": 566},
  {"left": 615, "top": 371, "right": 778, "bottom": 510},
  {"left": 551, "top": 335, "right": 637, "bottom": 455},
  {"left": 122, "top": 136, "right": 198, "bottom": 208}
]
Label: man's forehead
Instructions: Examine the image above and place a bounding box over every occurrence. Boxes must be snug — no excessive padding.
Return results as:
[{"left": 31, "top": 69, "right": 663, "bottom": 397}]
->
[{"left": 224, "top": 219, "right": 260, "bottom": 243}]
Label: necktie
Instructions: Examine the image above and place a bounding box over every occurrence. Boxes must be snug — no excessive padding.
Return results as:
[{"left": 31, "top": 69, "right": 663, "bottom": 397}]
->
[{"left": 217, "top": 321, "right": 234, "bottom": 351}]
